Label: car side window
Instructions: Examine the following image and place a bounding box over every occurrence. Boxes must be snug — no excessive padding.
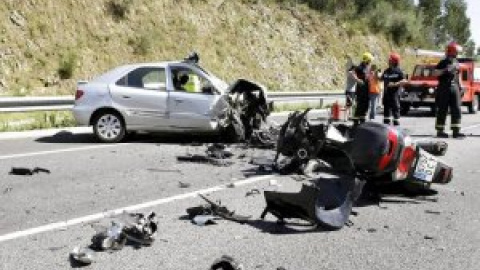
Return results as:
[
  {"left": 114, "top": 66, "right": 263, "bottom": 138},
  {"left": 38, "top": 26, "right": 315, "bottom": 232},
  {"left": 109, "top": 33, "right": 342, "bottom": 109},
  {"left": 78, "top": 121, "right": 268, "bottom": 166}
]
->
[
  {"left": 170, "top": 67, "right": 215, "bottom": 94},
  {"left": 116, "top": 67, "right": 166, "bottom": 90}
]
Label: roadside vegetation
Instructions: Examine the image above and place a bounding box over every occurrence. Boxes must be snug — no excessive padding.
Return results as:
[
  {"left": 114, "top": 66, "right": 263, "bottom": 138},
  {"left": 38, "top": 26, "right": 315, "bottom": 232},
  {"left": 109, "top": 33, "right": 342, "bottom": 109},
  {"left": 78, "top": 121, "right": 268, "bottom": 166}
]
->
[
  {"left": 0, "top": 111, "right": 76, "bottom": 132},
  {"left": 0, "top": 0, "right": 476, "bottom": 131}
]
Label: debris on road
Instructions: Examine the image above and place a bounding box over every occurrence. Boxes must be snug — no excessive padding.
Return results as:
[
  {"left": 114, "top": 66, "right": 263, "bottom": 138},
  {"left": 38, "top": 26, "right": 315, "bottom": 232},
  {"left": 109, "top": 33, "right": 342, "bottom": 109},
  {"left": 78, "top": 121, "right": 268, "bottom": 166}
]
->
[
  {"left": 245, "top": 188, "right": 261, "bottom": 197},
  {"left": 186, "top": 194, "right": 251, "bottom": 225},
  {"left": 177, "top": 154, "right": 234, "bottom": 167},
  {"left": 425, "top": 210, "right": 442, "bottom": 215},
  {"left": 147, "top": 168, "right": 183, "bottom": 174},
  {"left": 178, "top": 181, "right": 192, "bottom": 188},
  {"left": 177, "top": 144, "right": 236, "bottom": 167},
  {"left": 210, "top": 255, "right": 244, "bottom": 270},
  {"left": 9, "top": 167, "right": 50, "bottom": 176},
  {"left": 70, "top": 212, "right": 158, "bottom": 266},
  {"left": 207, "top": 143, "right": 234, "bottom": 159},
  {"left": 70, "top": 246, "right": 95, "bottom": 266}
]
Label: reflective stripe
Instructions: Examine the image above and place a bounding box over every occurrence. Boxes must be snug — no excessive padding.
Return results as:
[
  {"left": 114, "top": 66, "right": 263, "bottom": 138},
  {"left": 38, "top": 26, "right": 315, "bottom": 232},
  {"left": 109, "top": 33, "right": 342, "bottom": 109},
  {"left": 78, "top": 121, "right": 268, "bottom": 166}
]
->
[{"left": 451, "top": 124, "right": 461, "bottom": 127}]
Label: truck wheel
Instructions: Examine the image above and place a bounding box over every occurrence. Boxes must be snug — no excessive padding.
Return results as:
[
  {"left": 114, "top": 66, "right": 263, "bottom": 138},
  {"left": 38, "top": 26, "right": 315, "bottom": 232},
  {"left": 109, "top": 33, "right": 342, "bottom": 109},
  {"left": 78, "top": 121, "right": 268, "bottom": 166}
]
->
[
  {"left": 468, "top": 95, "right": 478, "bottom": 114},
  {"left": 400, "top": 104, "right": 410, "bottom": 116}
]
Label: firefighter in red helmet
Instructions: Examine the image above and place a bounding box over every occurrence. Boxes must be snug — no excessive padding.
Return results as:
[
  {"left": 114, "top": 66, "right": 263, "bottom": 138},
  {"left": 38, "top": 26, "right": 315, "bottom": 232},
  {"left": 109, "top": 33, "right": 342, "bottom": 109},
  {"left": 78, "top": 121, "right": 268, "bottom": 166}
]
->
[
  {"left": 434, "top": 41, "right": 465, "bottom": 138},
  {"left": 381, "top": 53, "right": 406, "bottom": 126}
]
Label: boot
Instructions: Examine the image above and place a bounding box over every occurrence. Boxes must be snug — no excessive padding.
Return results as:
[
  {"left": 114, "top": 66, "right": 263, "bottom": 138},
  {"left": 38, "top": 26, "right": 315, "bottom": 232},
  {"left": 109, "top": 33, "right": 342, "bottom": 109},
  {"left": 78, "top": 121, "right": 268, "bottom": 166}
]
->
[
  {"left": 452, "top": 131, "right": 466, "bottom": 139},
  {"left": 436, "top": 131, "right": 449, "bottom": 138}
]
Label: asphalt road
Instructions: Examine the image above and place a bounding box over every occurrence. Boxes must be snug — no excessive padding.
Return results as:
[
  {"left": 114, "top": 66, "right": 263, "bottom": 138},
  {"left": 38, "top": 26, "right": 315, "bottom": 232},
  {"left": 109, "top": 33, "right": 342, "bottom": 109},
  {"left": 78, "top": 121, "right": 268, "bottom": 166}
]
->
[{"left": 0, "top": 109, "right": 479, "bottom": 270}]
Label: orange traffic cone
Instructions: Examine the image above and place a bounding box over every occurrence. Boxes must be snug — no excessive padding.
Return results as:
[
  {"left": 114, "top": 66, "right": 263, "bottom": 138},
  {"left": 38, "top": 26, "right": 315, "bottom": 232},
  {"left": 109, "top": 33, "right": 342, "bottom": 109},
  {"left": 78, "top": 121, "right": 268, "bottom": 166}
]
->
[{"left": 331, "top": 100, "right": 340, "bottom": 121}]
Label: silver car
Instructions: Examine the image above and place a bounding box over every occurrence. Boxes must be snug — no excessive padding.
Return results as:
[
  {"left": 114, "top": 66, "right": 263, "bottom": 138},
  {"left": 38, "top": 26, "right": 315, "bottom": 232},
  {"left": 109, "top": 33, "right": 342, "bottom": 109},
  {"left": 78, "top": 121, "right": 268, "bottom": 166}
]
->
[{"left": 73, "top": 54, "right": 269, "bottom": 143}]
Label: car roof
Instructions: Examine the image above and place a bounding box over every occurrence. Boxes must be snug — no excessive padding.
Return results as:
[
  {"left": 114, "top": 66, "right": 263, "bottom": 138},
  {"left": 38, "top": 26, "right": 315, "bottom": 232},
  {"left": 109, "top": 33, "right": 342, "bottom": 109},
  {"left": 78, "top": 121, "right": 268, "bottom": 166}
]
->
[{"left": 91, "top": 61, "right": 185, "bottom": 83}]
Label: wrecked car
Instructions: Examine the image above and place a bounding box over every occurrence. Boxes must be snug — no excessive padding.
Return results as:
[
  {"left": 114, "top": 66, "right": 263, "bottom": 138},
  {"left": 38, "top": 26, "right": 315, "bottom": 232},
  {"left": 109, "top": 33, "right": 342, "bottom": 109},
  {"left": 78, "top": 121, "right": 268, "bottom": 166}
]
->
[{"left": 73, "top": 52, "right": 271, "bottom": 143}]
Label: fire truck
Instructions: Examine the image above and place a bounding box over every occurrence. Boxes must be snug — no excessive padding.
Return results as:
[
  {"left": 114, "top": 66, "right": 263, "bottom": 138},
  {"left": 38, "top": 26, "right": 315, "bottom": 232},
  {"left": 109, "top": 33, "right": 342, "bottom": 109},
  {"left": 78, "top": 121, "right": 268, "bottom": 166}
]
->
[{"left": 399, "top": 49, "right": 480, "bottom": 115}]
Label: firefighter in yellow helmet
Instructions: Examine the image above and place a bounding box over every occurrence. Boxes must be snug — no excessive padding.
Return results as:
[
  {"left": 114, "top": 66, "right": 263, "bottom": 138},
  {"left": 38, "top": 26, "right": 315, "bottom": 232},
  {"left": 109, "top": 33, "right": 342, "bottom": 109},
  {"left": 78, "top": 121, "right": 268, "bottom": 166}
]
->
[{"left": 349, "top": 52, "right": 373, "bottom": 125}]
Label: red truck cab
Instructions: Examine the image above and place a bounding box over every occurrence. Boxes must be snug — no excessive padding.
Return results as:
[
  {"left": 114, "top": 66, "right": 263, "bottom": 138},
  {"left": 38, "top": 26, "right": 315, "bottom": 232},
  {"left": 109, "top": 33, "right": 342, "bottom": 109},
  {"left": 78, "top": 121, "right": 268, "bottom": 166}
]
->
[{"left": 400, "top": 58, "right": 479, "bottom": 115}]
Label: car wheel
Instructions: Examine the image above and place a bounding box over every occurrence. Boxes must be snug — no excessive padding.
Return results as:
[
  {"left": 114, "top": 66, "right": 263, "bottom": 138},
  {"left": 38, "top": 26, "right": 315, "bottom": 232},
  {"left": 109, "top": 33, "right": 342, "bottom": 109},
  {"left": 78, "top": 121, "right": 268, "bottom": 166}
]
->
[
  {"left": 467, "top": 95, "right": 478, "bottom": 114},
  {"left": 93, "top": 112, "right": 126, "bottom": 143}
]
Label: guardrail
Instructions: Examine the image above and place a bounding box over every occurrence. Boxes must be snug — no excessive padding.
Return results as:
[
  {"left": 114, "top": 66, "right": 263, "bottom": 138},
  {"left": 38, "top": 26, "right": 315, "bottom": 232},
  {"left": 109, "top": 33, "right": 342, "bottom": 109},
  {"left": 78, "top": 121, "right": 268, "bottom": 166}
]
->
[{"left": 0, "top": 92, "right": 345, "bottom": 113}]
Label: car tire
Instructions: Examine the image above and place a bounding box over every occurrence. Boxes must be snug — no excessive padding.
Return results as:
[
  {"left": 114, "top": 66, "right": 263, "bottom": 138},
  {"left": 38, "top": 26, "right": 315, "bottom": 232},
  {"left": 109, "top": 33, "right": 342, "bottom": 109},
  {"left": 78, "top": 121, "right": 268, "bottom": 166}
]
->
[
  {"left": 467, "top": 95, "right": 478, "bottom": 114},
  {"left": 93, "top": 111, "right": 126, "bottom": 143}
]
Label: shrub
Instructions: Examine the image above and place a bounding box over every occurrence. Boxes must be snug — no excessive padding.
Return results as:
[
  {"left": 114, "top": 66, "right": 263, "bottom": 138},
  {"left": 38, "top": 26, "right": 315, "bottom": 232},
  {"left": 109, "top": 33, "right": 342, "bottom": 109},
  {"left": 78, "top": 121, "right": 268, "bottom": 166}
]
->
[
  {"left": 106, "top": 0, "right": 133, "bottom": 20},
  {"left": 57, "top": 51, "right": 77, "bottom": 80}
]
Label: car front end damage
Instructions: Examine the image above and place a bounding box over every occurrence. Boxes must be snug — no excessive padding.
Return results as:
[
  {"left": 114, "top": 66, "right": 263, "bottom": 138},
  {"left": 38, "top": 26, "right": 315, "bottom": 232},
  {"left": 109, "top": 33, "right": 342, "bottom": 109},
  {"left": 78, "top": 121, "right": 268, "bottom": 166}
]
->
[{"left": 212, "top": 79, "right": 273, "bottom": 142}]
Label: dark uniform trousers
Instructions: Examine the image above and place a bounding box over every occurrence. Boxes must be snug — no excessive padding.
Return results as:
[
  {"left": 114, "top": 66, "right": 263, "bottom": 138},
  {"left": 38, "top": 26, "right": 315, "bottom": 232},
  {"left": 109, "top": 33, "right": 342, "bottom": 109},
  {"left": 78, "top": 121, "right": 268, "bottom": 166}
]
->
[
  {"left": 383, "top": 90, "right": 400, "bottom": 126},
  {"left": 435, "top": 84, "right": 462, "bottom": 132},
  {"left": 353, "top": 84, "right": 369, "bottom": 125}
]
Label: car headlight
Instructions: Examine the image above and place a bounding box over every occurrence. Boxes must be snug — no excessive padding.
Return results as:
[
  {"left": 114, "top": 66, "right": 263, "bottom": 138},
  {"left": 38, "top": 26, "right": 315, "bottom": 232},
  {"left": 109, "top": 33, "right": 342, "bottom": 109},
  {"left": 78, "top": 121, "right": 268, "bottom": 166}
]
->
[{"left": 428, "top": 88, "right": 434, "bottom": 94}]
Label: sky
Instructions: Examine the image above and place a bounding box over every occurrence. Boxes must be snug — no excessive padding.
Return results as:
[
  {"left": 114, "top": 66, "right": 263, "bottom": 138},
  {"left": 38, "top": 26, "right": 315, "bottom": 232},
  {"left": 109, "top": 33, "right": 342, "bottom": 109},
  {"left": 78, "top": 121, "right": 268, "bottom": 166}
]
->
[{"left": 465, "top": 0, "right": 480, "bottom": 48}]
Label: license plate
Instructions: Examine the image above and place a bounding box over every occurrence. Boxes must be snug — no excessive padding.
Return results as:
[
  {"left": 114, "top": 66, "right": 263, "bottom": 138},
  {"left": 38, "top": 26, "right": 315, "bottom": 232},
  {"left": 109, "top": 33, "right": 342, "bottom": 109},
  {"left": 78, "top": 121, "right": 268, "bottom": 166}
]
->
[{"left": 413, "top": 149, "right": 438, "bottom": 182}]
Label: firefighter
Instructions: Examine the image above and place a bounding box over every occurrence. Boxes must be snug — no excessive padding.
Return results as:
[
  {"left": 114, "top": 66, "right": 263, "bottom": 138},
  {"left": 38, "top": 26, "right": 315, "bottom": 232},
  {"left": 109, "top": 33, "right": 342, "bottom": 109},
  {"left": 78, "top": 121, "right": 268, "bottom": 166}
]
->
[
  {"left": 349, "top": 52, "right": 373, "bottom": 125},
  {"left": 434, "top": 42, "right": 465, "bottom": 138},
  {"left": 381, "top": 53, "right": 406, "bottom": 126}
]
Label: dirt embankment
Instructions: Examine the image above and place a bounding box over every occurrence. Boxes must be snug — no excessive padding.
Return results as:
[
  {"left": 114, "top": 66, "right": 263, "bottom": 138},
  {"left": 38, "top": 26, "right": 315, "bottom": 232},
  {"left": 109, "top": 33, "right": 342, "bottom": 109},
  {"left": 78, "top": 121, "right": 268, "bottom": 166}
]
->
[{"left": 0, "top": 0, "right": 405, "bottom": 96}]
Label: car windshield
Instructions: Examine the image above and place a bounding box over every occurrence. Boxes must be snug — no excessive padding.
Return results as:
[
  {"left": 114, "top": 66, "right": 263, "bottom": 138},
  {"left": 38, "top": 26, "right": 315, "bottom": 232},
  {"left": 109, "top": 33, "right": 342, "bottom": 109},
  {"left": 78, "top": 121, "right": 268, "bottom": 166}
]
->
[{"left": 413, "top": 66, "right": 436, "bottom": 77}]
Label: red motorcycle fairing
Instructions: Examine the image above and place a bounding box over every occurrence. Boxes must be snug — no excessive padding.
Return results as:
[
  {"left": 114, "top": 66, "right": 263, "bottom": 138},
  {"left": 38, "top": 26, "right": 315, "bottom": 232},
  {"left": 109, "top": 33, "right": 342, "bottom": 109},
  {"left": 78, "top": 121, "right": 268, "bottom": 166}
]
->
[{"left": 349, "top": 122, "right": 405, "bottom": 176}]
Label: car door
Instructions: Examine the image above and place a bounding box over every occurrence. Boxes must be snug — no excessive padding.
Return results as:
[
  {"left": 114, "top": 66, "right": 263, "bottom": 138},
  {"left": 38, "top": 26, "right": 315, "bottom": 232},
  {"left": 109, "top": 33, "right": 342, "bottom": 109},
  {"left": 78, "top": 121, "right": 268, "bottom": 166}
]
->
[
  {"left": 109, "top": 66, "right": 169, "bottom": 130},
  {"left": 167, "top": 64, "right": 221, "bottom": 131}
]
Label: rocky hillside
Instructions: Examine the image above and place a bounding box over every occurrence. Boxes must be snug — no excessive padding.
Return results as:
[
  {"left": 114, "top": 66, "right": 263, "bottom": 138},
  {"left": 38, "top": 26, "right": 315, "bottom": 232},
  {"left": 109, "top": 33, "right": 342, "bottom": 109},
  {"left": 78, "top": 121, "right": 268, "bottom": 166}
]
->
[{"left": 0, "top": 0, "right": 411, "bottom": 96}]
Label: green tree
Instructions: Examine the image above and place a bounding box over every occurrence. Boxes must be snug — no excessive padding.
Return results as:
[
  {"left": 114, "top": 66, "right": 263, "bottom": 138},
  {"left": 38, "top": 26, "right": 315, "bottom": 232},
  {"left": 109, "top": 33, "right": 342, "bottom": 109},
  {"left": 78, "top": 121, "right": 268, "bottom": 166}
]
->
[
  {"left": 442, "top": 0, "right": 471, "bottom": 45},
  {"left": 464, "top": 40, "right": 476, "bottom": 57},
  {"left": 418, "top": 0, "right": 442, "bottom": 45}
]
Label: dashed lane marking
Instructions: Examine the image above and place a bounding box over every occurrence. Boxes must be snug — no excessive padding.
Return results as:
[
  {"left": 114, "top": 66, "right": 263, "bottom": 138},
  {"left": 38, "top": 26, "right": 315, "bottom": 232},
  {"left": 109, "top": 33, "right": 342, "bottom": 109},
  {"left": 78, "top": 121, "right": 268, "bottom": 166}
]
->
[{"left": 0, "top": 175, "right": 273, "bottom": 243}]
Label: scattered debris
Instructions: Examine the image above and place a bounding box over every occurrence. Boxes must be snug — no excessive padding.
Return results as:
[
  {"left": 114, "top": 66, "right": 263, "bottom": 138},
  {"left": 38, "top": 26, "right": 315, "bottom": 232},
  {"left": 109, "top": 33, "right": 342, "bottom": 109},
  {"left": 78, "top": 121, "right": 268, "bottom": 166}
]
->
[
  {"left": 424, "top": 235, "right": 435, "bottom": 240},
  {"left": 192, "top": 215, "right": 218, "bottom": 226},
  {"left": 210, "top": 255, "right": 244, "bottom": 270},
  {"left": 207, "top": 143, "right": 234, "bottom": 159},
  {"left": 70, "top": 212, "right": 158, "bottom": 266},
  {"left": 9, "top": 167, "right": 50, "bottom": 176},
  {"left": 177, "top": 154, "right": 234, "bottom": 167},
  {"left": 70, "top": 246, "right": 95, "bottom": 266},
  {"left": 147, "top": 168, "right": 183, "bottom": 174},
  {"left": 226, "top": 182, "right": 237, "bottom": 188},
  {"left": 3, "top": 187, "right": 12, "bottom": 194},
  {"left": 178, "top": 181, "right": 191, "bottom": 188},
  {"left": 245, "top": 188, "right": 261, "bottom": 197},
  {"left": 425, "top": 210, "right": 441, "bottom": 215},
  {"left": 367, "top": 228, "right": 377, "bottom": 233},
  {"left": 187, "top": 194, "right": 251, "bottom": 225}
]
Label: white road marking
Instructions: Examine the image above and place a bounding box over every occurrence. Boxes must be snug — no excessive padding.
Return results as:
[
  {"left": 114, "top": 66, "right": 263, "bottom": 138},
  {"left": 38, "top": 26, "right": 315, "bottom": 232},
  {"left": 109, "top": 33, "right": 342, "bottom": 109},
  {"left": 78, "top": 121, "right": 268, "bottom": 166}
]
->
[
  {"left": 0, "top": 144, "right": 124, "bottom": 160},
  {"left": 462, "top": 123, "right": 480, "bottom": 131},
  {"left": 0, "top": 175, "right": 273, "bottom": 243}
]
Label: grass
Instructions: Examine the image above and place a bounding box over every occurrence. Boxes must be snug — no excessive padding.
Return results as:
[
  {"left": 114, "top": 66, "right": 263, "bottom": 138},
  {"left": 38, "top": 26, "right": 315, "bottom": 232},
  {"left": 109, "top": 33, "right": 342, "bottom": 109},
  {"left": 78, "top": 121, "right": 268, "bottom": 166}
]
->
[
  {"left": 273, "top": 102, "right": 325, "bottom": 112},
  {"left": 0, "top": 0, "right": 408, "bottom": 97},
  {"left": 0, "top": 111, "right": 76, "bottom": 132}
]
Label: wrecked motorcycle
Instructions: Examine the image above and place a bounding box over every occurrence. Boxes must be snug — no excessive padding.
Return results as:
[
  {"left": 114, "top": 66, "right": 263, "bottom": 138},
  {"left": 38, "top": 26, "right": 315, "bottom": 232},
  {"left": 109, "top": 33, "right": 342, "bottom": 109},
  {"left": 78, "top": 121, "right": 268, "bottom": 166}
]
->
[{"left": 261, "top": 109, "right": 452, "bottom": 230}]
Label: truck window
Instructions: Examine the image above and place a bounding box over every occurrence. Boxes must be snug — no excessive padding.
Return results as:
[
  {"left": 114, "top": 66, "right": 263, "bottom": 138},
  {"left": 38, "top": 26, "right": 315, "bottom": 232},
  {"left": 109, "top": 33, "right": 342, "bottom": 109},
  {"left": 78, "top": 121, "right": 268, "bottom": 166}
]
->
[
  {"left": 462, "top": 70, "right": 469, "bottom": 81},
  {"left": 474, "top": 67, "right": 480, "bottom": 81},
  {"left": 413, "top": 66, "right": 434, "bottom": 77}
]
